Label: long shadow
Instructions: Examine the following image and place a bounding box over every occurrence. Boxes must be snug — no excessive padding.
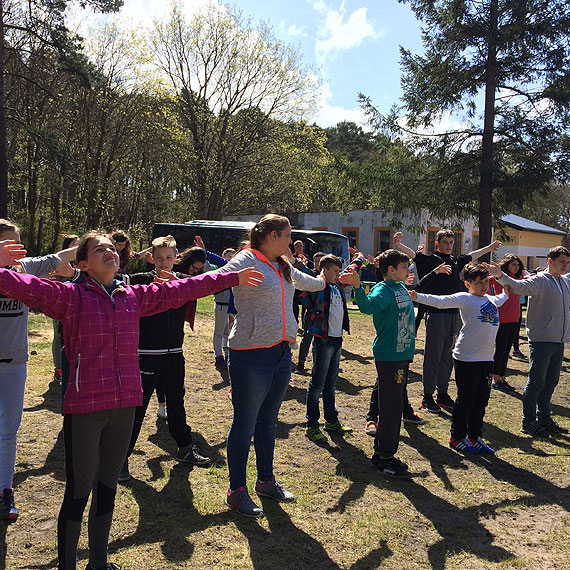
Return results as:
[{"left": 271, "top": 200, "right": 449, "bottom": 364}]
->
[
  {"left": 13, "top": 428, "right": 65, "bottom": 486},
  {"left": 0, "top": 521, "right": 7, "bottom": 570},
  {"left": 211, "top": 367, "right": 230, "bottom": 391},
  {"left": 340, "top": 348, "right": 373, "bottom": 365},
  {"left": 23, "top": 376, "right": 62, "bottom": 414}
]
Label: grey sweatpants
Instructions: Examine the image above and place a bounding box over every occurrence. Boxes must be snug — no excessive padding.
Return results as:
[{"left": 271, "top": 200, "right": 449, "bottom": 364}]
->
[{"left": 422, "top": 312, "right": 459, "bottom": 396}]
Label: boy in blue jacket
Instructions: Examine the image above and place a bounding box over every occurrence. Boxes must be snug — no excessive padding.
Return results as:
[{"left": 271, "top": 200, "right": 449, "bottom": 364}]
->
[
  {"left": 341, "top": 249, "right": 415, "bottom": 479},
  {"left": 301, "top": 254, "right": 352, "bottom": 443}
]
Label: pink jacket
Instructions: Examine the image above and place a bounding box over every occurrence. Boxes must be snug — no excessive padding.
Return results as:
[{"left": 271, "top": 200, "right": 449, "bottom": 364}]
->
[{"left": 0, "top": 268, "right": 239, "bottom": 414}]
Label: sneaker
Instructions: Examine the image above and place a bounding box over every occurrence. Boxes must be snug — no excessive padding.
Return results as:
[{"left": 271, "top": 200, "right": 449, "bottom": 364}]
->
[
  {"left": 371, "top": 454, "right": 408, "bottom": 471},
  {"left": 469, "top": 437, "right": 496, "bottom": 454},
  {"left": 324, "top": 420, "right": 353, "bottom": 435},
  {"left": 512, "top": 349, "right": 527, "bottom": 359},
  {"left": 521, "top": 421, "right": 550, "bottom": 438},
  {"left": 0, "top": 488, "right": 19, "bottom": 522},
  {"left": 449, "top": 437, "right": 479, "bottom": 453},
  {"left": 420, "top": 394, "right": 441, "bottom": 414},
  {"left": 306, "top": 426, "right": 327, "bottom": 443},
  {"left": 53, "top": 368, "right": 62, "bottom": 382},
  {"left": 540, "top": 419, "right": 569, "bottom": 435},
  {"left": 226, "top": 487, "right": 264, "bottom": 518},
  {"left": 371, "top": 456, "right": 411, "bottom": 479},
  {"left": 365, "top": 420, "right": 377, "bottom": 436},
  {"left": 85, "top": 562, "right": 122, "bottom": 569},
  {"left": 215, "top": 355, "right": 227, "bottom": 369},
  {"left": 176, "top": 445, "right": 211, "bottom": 466},
  {"left": 403, "top": 411, "right": 427, "bottom": 425},
  {"left": 157, "top": 403, "right": 167, "bottom": 420},
  {"left": 255, "top": 476, "right": 294, "bottom": 502},
  {"left": 436, "top": 392, "right": 455, "bottom": 411},
  {"left": 118, "top": 459, "right": 131, "bottom": 483}
]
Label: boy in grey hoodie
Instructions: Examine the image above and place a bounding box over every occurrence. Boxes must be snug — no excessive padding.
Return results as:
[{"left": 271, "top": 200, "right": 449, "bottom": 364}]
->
[{"left": 486, "top": 246, "right": 570, "bottom": 437}]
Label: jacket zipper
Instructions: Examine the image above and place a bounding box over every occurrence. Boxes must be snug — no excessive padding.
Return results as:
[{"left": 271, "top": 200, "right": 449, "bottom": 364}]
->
[{"left": 75, "top": 353, "right": 81, "bottom": 391}]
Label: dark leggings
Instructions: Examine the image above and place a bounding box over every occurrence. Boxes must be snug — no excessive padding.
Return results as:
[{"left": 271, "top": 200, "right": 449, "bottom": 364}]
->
[
  {"left": 493, "top": 322, "right": 519, "bottom": 376},
  {"left": 366, "top": 375, "right": 414, "bottom": 422},
  {"left": 58, "top": 407, "right": 135, "bottom": 570}
]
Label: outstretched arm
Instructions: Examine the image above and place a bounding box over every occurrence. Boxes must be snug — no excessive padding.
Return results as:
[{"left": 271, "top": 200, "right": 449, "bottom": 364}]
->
[
  {"left": 393, "top": 232, "right": 416, "bottom": 260},
  {"left": 469, "top": 240, "right": 501, "bottom": 261}
]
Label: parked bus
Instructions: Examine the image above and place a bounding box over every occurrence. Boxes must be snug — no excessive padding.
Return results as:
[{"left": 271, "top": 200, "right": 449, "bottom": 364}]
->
[{"left": 151, "top": 220, "right": 350, "bottom": 266}]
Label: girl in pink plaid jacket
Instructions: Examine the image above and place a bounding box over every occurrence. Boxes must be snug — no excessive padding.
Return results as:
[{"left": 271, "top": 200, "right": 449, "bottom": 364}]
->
[{"left": 0, "top": 231, "right": 262, "bottom": 570}]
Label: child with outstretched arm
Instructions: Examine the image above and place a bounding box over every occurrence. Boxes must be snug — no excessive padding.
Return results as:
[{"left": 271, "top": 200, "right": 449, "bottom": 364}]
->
[
  {"left": 410, "top": 262, "right": 509, "bottom": 454},
  {"left": 340, "top": 249, "right": 415, "bottom": 479},
  {"left": 0, "top": 232, "right": 262, "bottom": 570}
]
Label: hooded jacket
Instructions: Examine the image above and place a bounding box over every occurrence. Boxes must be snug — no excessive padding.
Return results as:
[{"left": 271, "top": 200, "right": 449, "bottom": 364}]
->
[{"left": 0, "top": 268, "right": 238, "bottom": 414}]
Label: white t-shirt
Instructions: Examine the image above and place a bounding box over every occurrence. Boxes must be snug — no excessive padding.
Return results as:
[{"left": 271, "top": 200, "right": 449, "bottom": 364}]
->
[
  {"left": 415, "top": 291, "right": 508, "bottom": 362},
  {"left": 328, "top": 285, "right": 344, "bottom": 338}
]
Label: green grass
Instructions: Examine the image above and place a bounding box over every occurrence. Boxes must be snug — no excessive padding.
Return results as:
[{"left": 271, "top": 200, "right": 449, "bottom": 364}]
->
[{"left": 2, "top": 299, "right": 570, "bottom": 570}]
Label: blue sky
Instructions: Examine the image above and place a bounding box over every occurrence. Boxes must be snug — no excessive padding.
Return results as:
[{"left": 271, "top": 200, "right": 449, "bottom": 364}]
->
[{"left": 78, "top": 0, "right": 425, "bottom": 128}]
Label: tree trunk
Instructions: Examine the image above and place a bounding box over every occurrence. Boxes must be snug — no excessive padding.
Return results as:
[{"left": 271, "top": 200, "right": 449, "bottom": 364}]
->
[
  {"left": 478, "top": 0, "right": 498, "bottom": 261},
  {"left": 0, "top": 1, "right": 8, "bottom": 217}
]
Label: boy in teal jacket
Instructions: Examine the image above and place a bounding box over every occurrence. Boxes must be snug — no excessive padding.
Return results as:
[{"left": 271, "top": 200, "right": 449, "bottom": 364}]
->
[{"left": 341, "top": 249, "right": 415, "bottom": 479}]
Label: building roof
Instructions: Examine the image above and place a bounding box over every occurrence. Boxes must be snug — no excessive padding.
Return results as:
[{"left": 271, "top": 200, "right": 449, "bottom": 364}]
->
[{"left": 500, "top": 214, "right": 566, "bottom": 236}]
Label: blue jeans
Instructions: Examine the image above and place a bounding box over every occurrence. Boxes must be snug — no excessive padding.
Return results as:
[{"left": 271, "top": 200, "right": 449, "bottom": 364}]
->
[
  {"left": 523, "top": 342, "right": 564, "bottom": 425},
  {"left": 306, "top": 336, "right": 342, "bottom": 427},
  {"left": 227, "top": 342, "right": 292, "bottom": 490}
]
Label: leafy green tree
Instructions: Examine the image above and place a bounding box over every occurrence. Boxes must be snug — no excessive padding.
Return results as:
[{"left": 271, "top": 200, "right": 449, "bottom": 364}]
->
[
  {"left": 362, "top": 0, "right": 570, "bottom": 250},
  {"left": 151, "top": 2, "right": 318, "bottom": 219}
]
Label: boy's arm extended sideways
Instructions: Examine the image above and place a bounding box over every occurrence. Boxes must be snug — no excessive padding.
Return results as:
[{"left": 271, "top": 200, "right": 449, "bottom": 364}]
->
[
  {"left": 353, "top": 283, "right": 390, "bottom": 314},
  {"left": 414, "top": 291, "right": 467, "bottom": 310}
]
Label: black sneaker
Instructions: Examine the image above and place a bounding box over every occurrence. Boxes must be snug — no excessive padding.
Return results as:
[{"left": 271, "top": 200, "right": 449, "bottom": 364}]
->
[
  {"left": 436, "top": 392, "right": 455, "bottom": 411},
  {"left": 176, "top": 445, "right": 211, "bottom": 466},
  {"left": 372, "top": 456, "right": 411, "bottom": 479},
  {"left": 512, "top": 349, "right": 527, "bottom": 359},
  {"left": 521, "top": 422, "right": 550, "bottom": 438},
  {"left": 215, "top": 355, "right": 227, "bottom": 369},
  {"left": 540, "top": 419, "right": 569, "bottom": 435},
  {"left": 226, "top": 486, "right": 264, "bottom": 518},
  {"left": 420, "top": 394, "right": 441, "bottom": 414},
  {"left": 0, "top": 488, "right": 19, "bottom": 522},
  {"left": 371, "top": 454, "right": 408, "bottom": 471},
  {"left": 501, "top": 379, "right": 516, "bottom": 392}
]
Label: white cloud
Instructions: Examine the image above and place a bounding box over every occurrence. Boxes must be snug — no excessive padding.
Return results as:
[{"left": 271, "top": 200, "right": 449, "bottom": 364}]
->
[
  {"left": 278, "top": 20, "right": 308, "bottom": 39},
  {"left": 313, "top": 1, "right": 382, "bottom": 62},
  {"left": 314, "top": 82, "right": 367, "bottom": 128}
]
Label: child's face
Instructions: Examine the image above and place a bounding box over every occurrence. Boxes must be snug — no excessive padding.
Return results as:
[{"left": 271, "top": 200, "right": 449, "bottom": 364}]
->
[
  {"left": 466, "top": 276, "right": 489, "bottom": 297},
  {"left": 322, "top": 264, "right": 341, "bottom": 283},
  {"left": 79, "top": 237, "right": 120, "bottom": 278},
  {"left": 114, "top": 240, "right": 127, "bottom": 252},
  {"left": 435, "top": 237, "right": 454, "bottom": 255},
  {"left": 506, "top": 259, "right": 520, "bottom": 275},
  {"left": 153, "top": 246, "right": 177, "bottom": 275},
  {"left": 387, "top": 261, "right": 410, "bottom": 282}
]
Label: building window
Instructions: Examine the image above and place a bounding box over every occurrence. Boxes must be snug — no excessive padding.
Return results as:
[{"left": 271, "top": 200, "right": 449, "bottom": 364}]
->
[
  {"left": 472, "top": 231, "right": 479, "bottom": 251},
  {"left": 427, "top": 227, "right": 463, "bottom": 256},
  {"left": 374, "top": 227, "right": 392, "bottom": 254},
  {"left": 342, "top": 227, "right": 359, "bottom": 249}
]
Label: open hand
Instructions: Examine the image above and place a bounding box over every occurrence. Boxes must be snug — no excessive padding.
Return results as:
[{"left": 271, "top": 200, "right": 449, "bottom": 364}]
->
[
  {"left": 194, "top": 235, "right": 206, "bottom": 250},
  {"left": 409, "top": 289, "right": 418, "bottom": 302},
  {"left": 489, "top": 240, "right": 502, "bottom": 251},
  {"left": 339, "top": 267, "right": 360, "bottom": 288},
  {"left": 434, "top": 262, "right": 452, "bottom": 275},
  {"left": 503, "top": 285, "right": 511, "bottom": 296},
  {"left": 238, "top": 267, "right": 264, "bottom": 287},
  {"left": 0, "top": 240, "right": 27, "bottom": 267},
  {"left": 481, "top": 261, "right": 502, "bottom": 278},
  {"left": 50, "top": 262, "right": 75, "bottom": 279},
  {"left": 154, "top": 270, "right": 178, "bottom": 282}
]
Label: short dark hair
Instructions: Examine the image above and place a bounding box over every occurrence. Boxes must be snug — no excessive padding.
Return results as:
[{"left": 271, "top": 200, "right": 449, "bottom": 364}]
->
[
  {"left": 436, "top": 229, "right": 455, "bottom": 242},
  {"left": 313, "top": 251, "right": 325, "bottom": 260},
  {"left": 319, "top": 254, "right": 342, "bottom": 270},
  {"left": 463, "top": 262, "right": 489, "bottom": 282},
  {"left": 548, "top": 246, "right": 570, "bottom": 261},
  {"left": 61, "top": 234, "right": 79, "bottom": 250},
  {"left": 0, "top": 218, "right": 19, "bottom": 236},
  {"left": 378, "top": 249, "right": 409, "bottom": 277}
]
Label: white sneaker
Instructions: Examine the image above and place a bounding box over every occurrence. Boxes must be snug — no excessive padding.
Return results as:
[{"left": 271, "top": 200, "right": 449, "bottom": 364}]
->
[{"left": 157, "top": 403, "right": 167, "bottom": 420}]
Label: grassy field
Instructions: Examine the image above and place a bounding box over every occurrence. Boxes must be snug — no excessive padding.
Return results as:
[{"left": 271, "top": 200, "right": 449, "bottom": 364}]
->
[{"left": 2, "top": 300, "right": 570, "bottom": 570}]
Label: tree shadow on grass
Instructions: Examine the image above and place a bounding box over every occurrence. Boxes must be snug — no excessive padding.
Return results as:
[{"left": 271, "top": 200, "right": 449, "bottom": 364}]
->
[
  {"left": 13, "top": 428, "right": 65, "bottom": 486},
  {"left": 340, "top": 348, "right": 373, "bottom": 366},
  {"left": 234, "top": 501, "right": 394, "bottom": 570}
]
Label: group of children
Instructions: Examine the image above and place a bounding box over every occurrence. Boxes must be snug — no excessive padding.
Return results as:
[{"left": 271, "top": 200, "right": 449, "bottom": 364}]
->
[{"left": 0, "top": 216, "right": 569, "bottom": 569}]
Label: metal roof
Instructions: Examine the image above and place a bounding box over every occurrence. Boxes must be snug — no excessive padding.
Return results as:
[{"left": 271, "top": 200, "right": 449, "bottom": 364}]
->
[{"left": 500, "top": 214, "right": 566, "bottom": 236}]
